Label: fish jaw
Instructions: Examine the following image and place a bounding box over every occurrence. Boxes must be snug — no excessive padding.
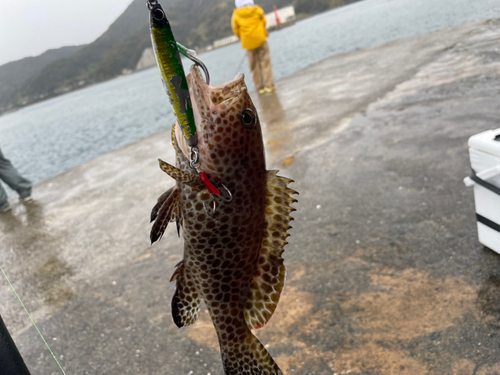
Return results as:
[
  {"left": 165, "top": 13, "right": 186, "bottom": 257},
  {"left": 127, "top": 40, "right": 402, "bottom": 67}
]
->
[{"left": 175, "top": 65, "right": 264, "bottom": 183}]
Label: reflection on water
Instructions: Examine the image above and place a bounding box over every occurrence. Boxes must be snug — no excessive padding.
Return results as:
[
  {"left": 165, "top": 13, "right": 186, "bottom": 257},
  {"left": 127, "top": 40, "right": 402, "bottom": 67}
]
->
[
  {"left": 255, "top": 92, "right": 294, "bottom": 166},
  {"left": 257, "top": 92, "right": 287, "bottom": 127},
  {"left": 32, "top": 256, "right": 74, "bottom": 308},
  {"left": 0, "top": 200, "right": 45, "bottom": 233},
  {"left": 0, "top": 200, "right": 74, "bottom": 320}
]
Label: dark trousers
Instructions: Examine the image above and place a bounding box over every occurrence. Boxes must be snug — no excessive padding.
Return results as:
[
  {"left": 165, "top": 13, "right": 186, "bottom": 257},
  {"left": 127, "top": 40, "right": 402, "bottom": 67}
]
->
[{"left": 0, "top": 147, "right": 32, "bottom": 209}]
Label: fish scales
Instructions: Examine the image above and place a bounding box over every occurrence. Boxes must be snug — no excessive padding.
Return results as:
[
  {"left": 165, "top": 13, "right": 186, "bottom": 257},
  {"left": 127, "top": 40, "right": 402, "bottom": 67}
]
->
[{"left": 151, "top": 65, "right": 297, "bottom": 375}]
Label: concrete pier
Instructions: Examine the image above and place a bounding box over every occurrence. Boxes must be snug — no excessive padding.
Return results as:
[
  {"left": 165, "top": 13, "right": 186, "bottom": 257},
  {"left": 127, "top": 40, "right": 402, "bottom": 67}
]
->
[{"left": 2, "top": 19, "right": 500, "bottom": 374}]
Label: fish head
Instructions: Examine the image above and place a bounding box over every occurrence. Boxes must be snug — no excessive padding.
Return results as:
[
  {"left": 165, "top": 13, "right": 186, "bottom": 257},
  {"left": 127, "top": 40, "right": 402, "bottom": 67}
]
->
[{"left": 175, "top": 65, "right": 265, "bottom": 181}]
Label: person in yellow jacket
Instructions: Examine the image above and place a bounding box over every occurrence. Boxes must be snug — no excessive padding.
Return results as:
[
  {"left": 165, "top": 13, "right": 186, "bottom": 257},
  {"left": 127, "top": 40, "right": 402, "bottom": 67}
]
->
[{"left": 231, "top": 0, "right": 276, "bottom": 95}]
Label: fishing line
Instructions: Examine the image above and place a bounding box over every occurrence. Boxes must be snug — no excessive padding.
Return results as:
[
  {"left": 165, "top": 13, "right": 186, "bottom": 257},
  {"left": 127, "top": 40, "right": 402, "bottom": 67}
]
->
[
  {"left": 233, "top": 22, "right": 262, "bottom": 77},
  {"left": 0, "top": 264, "right": 67, "bottom": 375},
  {"left": 234, "top": 52, "right": 247, "bottom": 76}
]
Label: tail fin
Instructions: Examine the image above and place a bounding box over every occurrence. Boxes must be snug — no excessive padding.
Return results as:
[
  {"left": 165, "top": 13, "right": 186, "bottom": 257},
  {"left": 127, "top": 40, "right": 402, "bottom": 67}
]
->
[{"left": 220, "top": 332, "right": 283, "bottom": 375}]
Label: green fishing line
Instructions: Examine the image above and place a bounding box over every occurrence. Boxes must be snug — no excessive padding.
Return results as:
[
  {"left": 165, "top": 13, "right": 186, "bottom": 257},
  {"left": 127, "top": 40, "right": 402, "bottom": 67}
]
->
[{"left": 0, "top": 264, "right": 67, "bottom": 375}]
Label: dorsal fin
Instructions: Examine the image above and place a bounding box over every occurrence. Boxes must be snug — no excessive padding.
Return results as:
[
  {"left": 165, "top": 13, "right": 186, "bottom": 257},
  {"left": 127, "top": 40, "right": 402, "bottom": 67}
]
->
[{"left": 244, "top": 170, "right": 298, "bottom": 329}]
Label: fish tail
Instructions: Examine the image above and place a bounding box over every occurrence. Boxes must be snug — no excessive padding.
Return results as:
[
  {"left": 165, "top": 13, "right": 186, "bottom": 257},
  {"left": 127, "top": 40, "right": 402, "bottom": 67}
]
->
[{"left": 220, "top": 331, "right": 282, "bottom": 375}]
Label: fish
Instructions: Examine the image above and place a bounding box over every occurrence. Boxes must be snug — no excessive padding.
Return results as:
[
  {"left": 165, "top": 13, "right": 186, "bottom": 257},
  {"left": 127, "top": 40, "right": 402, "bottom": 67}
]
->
[{"left": 150, "top": 65, "right": 298, "bottom": 375}]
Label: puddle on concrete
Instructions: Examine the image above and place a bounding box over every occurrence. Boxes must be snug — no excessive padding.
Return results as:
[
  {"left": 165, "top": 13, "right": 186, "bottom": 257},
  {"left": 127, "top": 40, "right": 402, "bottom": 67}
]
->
[
  {"left": 43, "top": 284, "right": 74, "bottom": 307},
  {"left": 256, "top": 92, "right": 287, "bottom": 126},
  {"left": 254, "top": 93, "right": 297, "bottom": 164},
  {"left": 33, "top": 256, "right": 74, "bottom": 307},
  {"left": 0, "top": 200, "right": 49, "bottom": 247}
]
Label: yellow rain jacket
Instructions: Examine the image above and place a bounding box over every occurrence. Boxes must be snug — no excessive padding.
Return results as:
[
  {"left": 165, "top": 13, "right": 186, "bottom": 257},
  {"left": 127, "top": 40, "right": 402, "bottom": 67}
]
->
[{"left": 231, "top": 6, "right": 268, "bottom": 50}]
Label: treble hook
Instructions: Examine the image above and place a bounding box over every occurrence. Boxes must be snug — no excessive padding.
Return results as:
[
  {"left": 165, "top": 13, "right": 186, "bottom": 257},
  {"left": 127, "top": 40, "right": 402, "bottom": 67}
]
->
[
  {"left": 218, "top": 183, "right": 233, "bottom": 203},
  {"left": 177, "top": 43, "right": 210, "bottom": 85},
  {"left": 202, "top": 184, "right": 233, "bottom": 216},
  {"left": 204, "top": 197, "right": 216, "bottom": 217}
]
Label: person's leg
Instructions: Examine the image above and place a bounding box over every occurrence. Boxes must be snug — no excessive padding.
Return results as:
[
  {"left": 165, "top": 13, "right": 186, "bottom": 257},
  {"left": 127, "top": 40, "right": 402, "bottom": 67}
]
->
[
  {"left": 0, "top": 183, "right": 9, "bottom": 212},
  {"left": 260, "top": 41, "right": 276, "bottom": 91},
  {"left": 0, "top": 148, "right": 32, "bottom": 199},
  {"left": 247, "top": 48, "right": 264, "bottom": 91}
]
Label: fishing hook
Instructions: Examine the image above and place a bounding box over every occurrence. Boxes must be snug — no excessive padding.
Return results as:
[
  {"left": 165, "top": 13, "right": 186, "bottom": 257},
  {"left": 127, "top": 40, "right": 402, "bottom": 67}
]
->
[
  {"left": 202, "top": 183, "right": 232, "bottom": 216},
  {"left": 184, "top": 50, "right": 210, "bottom": 85},
  {"left": 218, "top": 183, "right": 233, "bottom": 203},
  {"left": 204, "top": 197, "right": 216, "bottom": 217},
  {"left": 177, "top": 43, "right": 210, "bottom": 85}
]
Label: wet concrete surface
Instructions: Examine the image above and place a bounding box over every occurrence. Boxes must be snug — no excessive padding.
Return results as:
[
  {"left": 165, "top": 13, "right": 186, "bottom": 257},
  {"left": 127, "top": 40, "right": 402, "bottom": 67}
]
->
[{"left": 2, "top": 19, "right": 500, "bottom": 374}]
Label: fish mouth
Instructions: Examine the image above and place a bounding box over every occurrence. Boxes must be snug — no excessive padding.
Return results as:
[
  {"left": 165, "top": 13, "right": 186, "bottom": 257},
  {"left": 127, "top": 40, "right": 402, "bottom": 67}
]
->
[
  {"left": 189, "top": 64, "right": 245, "bottom": 113},
  {"left": 175, "top": 65, "right": 246, "bottom": 159}
]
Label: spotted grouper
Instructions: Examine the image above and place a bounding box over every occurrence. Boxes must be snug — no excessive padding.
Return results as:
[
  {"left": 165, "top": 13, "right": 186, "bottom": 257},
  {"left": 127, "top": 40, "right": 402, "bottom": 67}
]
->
[{"left": 150, "top": 65, "right": 297, "bottom": 375}]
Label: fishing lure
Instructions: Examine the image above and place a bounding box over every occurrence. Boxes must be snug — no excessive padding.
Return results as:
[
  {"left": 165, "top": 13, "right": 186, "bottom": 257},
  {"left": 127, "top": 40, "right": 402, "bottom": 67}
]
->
[
  {"left": 148, "top": 0, "right": 199, "bottom": 148},
  {"left": 148, "top": 0, "right": 224, "bottom": 211}
]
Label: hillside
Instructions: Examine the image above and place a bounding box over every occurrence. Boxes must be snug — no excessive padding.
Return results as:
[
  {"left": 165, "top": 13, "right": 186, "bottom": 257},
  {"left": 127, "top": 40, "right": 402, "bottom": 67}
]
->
[
  {"left": 8, "top": 0, "right": 148, "bottom": 110},
  {"left": 1, "top": 0, "right": 360, "bottom": 115},
  {"left": 0, "top": 45, "right": 84, "bottom": 112}
]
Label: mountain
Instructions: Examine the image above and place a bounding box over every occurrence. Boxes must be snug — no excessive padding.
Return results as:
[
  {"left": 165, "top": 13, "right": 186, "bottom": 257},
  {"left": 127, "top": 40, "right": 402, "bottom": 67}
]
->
[
  {"left": 0, "top": 45, "right": 84, "bottom": 111},
  {"left": 8, "top": 0, "right": 148, "bottom": 108},
  {"left": 1, "top": 0, "right": 361, "bottom": 115}
]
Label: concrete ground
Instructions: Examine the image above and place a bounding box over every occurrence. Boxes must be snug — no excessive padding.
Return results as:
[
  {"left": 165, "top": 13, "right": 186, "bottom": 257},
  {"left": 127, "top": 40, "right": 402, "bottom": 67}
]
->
[{"left": 2, "top": 19, "right": 500, "bottom": 375}]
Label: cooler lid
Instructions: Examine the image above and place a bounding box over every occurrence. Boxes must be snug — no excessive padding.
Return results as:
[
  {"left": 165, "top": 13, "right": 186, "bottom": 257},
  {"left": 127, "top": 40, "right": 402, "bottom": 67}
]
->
[{"left": 469, "top": 128, "right": 500, "bottom": 156}]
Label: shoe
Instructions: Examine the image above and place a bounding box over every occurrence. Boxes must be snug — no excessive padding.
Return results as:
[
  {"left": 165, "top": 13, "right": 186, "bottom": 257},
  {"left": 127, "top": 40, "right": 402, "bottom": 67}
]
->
[
  {"left": 20, "top": 196, "right": 33, "bottom": 202},
  {"left": 0, "top": 205, "right": 11, "bottom": 213},
  {"left": 264, "top": 86, "right": 277, "bottom": 93},
  {"left": 258, "top": 89, "right": 266, "bottom": 95}
]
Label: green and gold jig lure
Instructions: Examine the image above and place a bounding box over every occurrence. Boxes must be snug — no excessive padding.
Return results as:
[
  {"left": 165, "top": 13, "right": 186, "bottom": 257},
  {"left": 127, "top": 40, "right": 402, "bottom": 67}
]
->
[{"left": 148, "top": 0, "right": 199, "bottom": 147}]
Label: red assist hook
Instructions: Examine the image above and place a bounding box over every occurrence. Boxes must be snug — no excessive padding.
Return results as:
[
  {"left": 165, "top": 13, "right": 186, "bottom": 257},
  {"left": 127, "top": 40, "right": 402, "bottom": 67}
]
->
[{"left": 199, "top": 172, "right": 221, "bottom": 196}]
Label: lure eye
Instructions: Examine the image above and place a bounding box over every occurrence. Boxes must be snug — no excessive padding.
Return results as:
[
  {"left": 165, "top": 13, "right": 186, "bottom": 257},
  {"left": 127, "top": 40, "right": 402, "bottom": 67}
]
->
[
  {"left": 241, "top": 109, "right": 256, "bottom": 129},
  {"left": 153, "top": 8, "right": 165, "bottom": 21}
]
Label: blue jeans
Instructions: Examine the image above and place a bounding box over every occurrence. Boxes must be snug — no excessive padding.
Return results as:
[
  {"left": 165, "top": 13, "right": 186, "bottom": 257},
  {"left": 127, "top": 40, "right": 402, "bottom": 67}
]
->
[{"left": 0, "top": 147, "right": 32, "bottom": 210}]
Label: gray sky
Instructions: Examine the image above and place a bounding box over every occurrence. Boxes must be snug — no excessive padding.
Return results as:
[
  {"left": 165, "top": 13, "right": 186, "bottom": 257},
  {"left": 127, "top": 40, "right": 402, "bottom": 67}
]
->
[{"left": 0, "top": 0, "right": 134, "bottom": 66}]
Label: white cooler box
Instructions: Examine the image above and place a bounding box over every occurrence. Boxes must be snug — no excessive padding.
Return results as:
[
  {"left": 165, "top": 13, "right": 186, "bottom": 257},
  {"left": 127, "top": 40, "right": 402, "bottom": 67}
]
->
[{"left": 464, "top": 128, "right": 500, "bottom": 254}]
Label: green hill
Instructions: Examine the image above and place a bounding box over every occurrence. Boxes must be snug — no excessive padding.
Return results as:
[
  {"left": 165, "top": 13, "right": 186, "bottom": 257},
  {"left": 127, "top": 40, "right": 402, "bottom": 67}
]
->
[
  {"left": 8, "top": 0, "right": 148, "bottom": 109},
  {"left": 0, "top": 45, "right": 84, "bottom": 112}
]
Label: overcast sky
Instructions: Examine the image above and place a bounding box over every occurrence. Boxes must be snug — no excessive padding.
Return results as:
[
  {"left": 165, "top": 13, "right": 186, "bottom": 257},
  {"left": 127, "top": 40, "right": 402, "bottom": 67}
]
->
[{"left": 0, "top": 0, "right": 134, "bottom": 66}]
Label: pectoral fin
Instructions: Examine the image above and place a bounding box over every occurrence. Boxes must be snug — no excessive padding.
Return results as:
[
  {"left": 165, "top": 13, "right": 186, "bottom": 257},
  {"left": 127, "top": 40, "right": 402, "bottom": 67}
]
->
[
  {"left": 171, "top": 261, "right": 201, "bottom": 328},
  {"left": 150, "top": 187, "right": 182, "bottom": 244},
  {"left": 151, "top": 186, "right": 175, "bottom": 223},
  {"left": 158, "top": 159, "right": 203, "bottom": 188},
  {"left": 244, "top": 171, "right": 298, "bottom": 330}
]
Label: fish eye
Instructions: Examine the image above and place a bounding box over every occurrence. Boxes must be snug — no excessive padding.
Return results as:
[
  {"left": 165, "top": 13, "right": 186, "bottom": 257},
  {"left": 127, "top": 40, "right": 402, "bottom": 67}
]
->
[{"left": 241, "top": 109, "right": 256, "bottom": 129}]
